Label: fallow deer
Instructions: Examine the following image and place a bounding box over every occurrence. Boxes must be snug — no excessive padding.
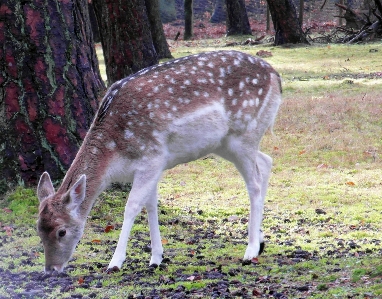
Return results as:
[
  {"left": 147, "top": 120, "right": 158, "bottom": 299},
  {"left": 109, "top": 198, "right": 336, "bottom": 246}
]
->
[{"left": 37, "top": 50, "right": 282, "bottom": 273}]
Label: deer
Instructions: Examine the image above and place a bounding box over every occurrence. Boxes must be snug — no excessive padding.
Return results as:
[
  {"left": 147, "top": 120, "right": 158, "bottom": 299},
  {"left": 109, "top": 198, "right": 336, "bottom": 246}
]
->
[{"left": 37, "top": 50, "right": 282, "bottom": 273}]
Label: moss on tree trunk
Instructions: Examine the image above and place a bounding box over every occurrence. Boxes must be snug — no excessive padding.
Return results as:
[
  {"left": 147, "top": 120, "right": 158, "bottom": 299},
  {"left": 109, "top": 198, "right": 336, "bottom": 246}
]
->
[{"left": 0, "top": 0, "right": 105, "bottom": 190}]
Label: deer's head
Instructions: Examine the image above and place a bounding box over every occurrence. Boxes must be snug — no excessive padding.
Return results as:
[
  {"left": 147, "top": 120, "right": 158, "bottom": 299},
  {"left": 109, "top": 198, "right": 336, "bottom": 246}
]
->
[{"left": 37, "top": 172, "right": 87, "bottom": 273}]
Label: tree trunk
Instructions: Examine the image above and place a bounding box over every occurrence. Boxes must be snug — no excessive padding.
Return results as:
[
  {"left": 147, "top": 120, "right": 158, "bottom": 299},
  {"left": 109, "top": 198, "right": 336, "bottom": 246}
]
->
[
  {"left": 210, "top": 0, "right": 226, "bottom": 23},
  {"left": 266, "top": 0, "right": 309, "bottom": 45},
  {"left": 89, "top": 1, "right": 101, "bottom": 43},
  {"left": 145, "top": 0, "right": 173, "bottom": 59},
  {"left": 93, "top": 0, "right": 158, "bottom": 85},
  {"left": 0, "top": 0, "right": 104, "bottom": 191},
  {"left": 225, "top": 0, "right": 252, "bottom": 36},
  {"left": 184, "top": 0, "right": 194, "bottom": 40}
]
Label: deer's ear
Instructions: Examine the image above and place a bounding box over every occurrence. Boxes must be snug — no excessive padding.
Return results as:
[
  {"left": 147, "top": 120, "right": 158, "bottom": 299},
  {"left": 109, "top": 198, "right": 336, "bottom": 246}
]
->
[
  {"left": 37, "top": 172, "right": 55, "bottom": 203},
  {"left": 67, "top": 175, "right": 87, "bottom": 208}
]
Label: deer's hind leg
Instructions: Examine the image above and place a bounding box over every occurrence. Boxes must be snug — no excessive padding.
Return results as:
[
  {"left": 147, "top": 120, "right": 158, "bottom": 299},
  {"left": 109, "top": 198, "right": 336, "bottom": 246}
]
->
[{"left": 215, "top": 137, "right": 272, "bottom": 260}]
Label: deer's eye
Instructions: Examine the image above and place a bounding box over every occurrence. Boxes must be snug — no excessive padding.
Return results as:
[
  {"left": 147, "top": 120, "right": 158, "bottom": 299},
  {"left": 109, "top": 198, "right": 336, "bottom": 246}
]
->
[{"left": 58, "top": 229, "right": 66, "bottom": 237}]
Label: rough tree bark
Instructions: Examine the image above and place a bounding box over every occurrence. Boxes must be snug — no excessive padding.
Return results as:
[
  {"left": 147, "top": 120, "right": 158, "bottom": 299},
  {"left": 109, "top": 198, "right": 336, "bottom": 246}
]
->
[
  {"left": 266, "top": 0, "right": 309, "bottom": 45},
  {"left": 225, "top": 0, "right": 252, "bottom": 36},
  {"left": 145, "top": 0, "right": 173, "bottom": 59},
  {"left": 0, "top": 0, "right": 104, "bottom": 191},
  {"left": 93, "top": 0, "right": 158, "bottom": 85},
  {"left": 184, "top": 0, "right": 194, "bottom": 40}
]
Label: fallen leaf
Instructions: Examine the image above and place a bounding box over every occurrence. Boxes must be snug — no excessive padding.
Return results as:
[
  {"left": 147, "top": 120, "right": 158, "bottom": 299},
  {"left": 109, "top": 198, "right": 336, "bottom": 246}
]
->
[
  {"left": 299, "top": 150, "right": 306, "bottom": 155},
  {"left": 91, "top": 239, "right": 101, "bottom": 243},
  {"left": 104, "top": 225, "right": 114, "bottom": 233},
  {"left": 346, "top": 181, "right": 355, "bottom": 186},
  {"left": 78, "top": 277, "right": 84, "bottom": 284},
  {"left": 4, "top": 226, "right": 13, "bottom": 236},
  {"left": 317, "top": 163, "right": 328, "bottom": 169},
  {"left": 161, "top": 239, "right": 168, "bottom": 245}
]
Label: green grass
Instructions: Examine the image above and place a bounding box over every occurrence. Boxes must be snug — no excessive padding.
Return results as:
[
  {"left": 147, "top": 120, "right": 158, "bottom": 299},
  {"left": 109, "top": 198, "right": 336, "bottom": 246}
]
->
[{"left": 1, "top": 40, "right": 382, "bottom": 298}]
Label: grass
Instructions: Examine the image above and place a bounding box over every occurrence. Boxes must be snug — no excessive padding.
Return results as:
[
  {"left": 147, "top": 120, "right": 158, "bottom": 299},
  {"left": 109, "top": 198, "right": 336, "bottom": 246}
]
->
[{"left": 1, "top": 39, "right": 382, "bottom": 298}]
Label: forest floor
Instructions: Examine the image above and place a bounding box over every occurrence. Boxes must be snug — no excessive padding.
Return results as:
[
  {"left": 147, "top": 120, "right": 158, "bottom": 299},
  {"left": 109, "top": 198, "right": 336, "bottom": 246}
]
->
[{"left": 1, "top": 39, "right": 382, "bottom": 299}]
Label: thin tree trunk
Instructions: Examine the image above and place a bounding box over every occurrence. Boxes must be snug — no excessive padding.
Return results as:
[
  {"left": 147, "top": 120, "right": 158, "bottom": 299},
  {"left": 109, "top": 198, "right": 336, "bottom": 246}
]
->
[
  {"left": 145, "top": 0, "right": 173, "bottom": 59},
  {"left": 184, "top": 0, "right": 194, "bottom": 40},
  {"left": 93, "top": 0, "right": 158, "bottom": 85},
  {"left": 266, "top": 0, "right": 309, "bottom": 45},
  {"left": 225, "top": 0, "right": 252, "bottom": 36},
  {"left": 0, "top": 0, "right": 104, "bottom": 190}
]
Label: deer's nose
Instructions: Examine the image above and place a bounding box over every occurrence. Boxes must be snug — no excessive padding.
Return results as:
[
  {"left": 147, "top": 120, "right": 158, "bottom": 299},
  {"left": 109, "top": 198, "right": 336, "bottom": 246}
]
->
[{"left": 45, "top": 264, "right": 65, "bottom": 273}]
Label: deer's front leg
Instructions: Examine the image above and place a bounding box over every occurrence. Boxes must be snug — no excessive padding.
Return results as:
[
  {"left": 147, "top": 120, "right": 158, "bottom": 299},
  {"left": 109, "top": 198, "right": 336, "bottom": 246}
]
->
[{"left": 107, "top": 171, "right": 162, "bottom": 270}]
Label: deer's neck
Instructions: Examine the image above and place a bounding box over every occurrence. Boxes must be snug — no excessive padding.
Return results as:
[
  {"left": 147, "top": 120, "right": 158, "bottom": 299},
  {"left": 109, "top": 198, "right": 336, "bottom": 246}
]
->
[{"left": 57, "top": 135, "right": 115, "bottom": 215}]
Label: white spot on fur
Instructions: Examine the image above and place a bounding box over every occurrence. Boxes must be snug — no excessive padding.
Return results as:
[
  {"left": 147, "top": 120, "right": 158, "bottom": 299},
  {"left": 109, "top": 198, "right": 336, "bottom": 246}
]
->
[
  {"left": 219, "top": 68, "right": 226, "bottom": 78},
  {"left": 242, "top": 100, "right": 248, "bottom": 108},
  {"left": 235, "top": 110, "right": 242, "bottom": 118},
  {"left": 228, "top": 89, "right": 234, "bottom": 97},
  {"left": 252, "top": 78, "right": 258, "bottom": 85},
  {"left": 184, "top": 79, "right": 191, "bottom": 85},
  {"left": 256, "top": 98, "right": 260, "bottom": 107},
  {"left": 194, "top": 91, "right": 200, "bottom": 96},
  {"left": 198, "top": 78, "right": 207, "bottom": 84},
  {"left": 207, "top": 62, "right": 214, "bottom": 68},
  {"left": 258, "top": 88, "right": 263, "bottom": 95},
  {"left": 232, "top": 98, "right": 237, "bottom": 106},
  {"left": 153, "top": 86, "right": 159, "bottom": 93},
  {"left": 106, "top": 141, "right": 116, "bottom": 150},
  {"left": 239, "top": 81, "right": 245, "bottom": 90},
  {"left": 91, "top": 147, "right": 98, "bottom": 154},
  {"left": 249, "top": 99, "right": 255, "bottom": 107},
  {"left": 124, "top": 130, "right": 134, "bottom": 139},
  {"left": 203, "top": 92, "right": 209, "bottom": 98},
  {"left": 168, "top": 87, "right": 174, "bottom": 93}
]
